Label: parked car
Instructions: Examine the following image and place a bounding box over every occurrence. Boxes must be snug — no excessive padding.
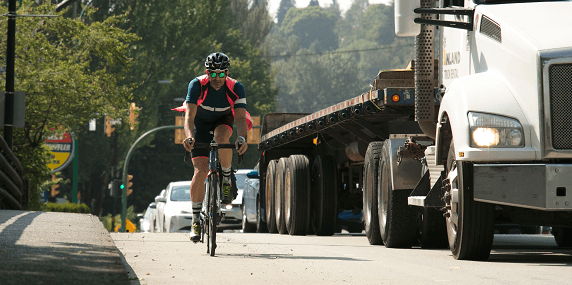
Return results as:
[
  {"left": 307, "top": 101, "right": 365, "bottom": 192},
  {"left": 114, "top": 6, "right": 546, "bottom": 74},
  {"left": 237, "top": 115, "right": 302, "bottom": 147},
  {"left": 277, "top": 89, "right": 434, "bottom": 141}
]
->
[
  {"left": 138, "top": 202, "right": 157, "bottom": 233},
  {"left": 241, "top": 170, "right": 267, "bottom": 233},
  {"left": 155, "top": 181, "right": 194, "bottom": 233},
  {"left": 154, "top": 189, "right": 167, "bottom": 232}
]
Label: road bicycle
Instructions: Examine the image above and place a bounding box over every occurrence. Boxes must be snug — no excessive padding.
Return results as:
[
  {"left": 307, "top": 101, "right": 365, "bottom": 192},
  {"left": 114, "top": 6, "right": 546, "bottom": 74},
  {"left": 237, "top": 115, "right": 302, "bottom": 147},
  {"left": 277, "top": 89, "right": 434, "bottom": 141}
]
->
[{"left": 185, "top": 140, "right": 242, "bottom": 256}]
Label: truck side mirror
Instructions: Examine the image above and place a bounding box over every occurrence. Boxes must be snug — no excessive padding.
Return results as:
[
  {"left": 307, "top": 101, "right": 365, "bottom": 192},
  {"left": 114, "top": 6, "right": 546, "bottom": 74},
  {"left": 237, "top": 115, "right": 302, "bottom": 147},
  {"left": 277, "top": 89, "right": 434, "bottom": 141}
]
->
[{"left": 395, "top": 0, "right": 421, "bottom": 37}]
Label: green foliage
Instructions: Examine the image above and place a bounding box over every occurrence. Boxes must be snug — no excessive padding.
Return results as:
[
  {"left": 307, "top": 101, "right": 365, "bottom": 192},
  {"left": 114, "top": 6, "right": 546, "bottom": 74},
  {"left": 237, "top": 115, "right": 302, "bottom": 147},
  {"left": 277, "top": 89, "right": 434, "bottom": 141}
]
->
[
  {"left": 45, "top": 202, "right": 91, "bottom": 213},
  {"left": 0, "top": 1, "right": 138, "bottom": 210},
  {"left": 281, "top": 6, "right": 338, "bottom": 52},
  {"left": 99, "top": 205, "right": 137, "bottom": 232},
  {"left": 269, "top": 2, "right": 416, "bottom": 113},
  {"left": 277, "top": 0, "right": 296, "bottom": 26}
]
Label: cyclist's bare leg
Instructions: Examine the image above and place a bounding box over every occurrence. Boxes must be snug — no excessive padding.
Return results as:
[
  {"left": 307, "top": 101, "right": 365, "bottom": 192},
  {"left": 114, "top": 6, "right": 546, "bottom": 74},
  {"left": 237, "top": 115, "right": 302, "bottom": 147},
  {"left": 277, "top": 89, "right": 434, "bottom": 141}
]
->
[
  {"left": 214, "top": 124, "right": 233, "bottom": 170},
  {"left": 190, "top": 157, "right": 209, "bottom": 203}
]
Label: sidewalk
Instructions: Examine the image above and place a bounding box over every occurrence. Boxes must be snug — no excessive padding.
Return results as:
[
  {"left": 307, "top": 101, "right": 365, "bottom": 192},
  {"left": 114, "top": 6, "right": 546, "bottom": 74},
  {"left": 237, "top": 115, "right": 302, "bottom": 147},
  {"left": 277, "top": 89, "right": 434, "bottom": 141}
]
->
[{"left": 0, "top": 210, "right": 130, "bottom": 285}]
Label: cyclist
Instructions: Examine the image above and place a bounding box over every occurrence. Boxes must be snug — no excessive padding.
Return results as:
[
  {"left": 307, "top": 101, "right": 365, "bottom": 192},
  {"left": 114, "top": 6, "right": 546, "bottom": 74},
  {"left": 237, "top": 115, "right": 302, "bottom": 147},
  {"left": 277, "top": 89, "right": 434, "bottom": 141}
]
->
[{"left": 182, "top": 52, "right": 249, "bottom": 242}]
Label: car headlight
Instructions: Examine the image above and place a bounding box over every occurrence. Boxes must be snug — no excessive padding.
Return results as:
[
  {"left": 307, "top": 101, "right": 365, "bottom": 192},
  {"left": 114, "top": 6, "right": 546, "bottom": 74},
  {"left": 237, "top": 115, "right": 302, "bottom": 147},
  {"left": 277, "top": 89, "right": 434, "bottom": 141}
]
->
[{"left": 468, "top": 112, "right": 524, "bottom": 148}]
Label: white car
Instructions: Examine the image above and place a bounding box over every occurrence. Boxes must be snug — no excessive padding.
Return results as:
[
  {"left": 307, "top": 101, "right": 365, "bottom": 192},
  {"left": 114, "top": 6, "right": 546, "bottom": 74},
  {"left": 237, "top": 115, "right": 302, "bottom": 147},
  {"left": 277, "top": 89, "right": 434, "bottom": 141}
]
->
[
  {"left": 156, "top": 181, "right": 194, "bottom": 233},
  {"left": 154, "top": 189, "right": 167, "bottom": 232},
  {"left": 138, "top": 202, "right": 157, "bottom": 233}
]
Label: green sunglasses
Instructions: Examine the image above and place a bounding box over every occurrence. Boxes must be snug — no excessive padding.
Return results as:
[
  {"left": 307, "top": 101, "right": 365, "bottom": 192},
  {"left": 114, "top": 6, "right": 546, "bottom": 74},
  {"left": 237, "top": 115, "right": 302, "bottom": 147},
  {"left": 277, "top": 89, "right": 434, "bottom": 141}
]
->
[{"left": 209, "top": 71, "right": 227, "bottom": 78}]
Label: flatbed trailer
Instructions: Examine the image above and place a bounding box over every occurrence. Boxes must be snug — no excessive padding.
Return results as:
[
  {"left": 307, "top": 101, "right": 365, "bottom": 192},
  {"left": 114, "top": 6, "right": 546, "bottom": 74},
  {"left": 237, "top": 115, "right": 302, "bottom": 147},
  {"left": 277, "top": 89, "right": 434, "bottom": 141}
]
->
[{"left": 255, "top": 65, "right": 442, "bottom": 236}]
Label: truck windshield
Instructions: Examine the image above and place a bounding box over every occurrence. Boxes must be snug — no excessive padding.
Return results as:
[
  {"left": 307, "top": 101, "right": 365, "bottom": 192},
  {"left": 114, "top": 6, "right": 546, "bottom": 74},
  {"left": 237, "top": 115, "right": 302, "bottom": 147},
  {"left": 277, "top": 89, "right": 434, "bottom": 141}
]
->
[{"left": 475, "top": 0, "right": 568, "bottom": 4}]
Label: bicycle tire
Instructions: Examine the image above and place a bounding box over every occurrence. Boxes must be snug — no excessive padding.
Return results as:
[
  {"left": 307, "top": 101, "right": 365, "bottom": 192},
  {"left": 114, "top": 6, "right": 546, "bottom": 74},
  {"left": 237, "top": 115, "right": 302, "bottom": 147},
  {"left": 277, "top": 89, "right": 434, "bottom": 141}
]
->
[{"left": 209, "top": 173, "right": 219, "bottom": 256}]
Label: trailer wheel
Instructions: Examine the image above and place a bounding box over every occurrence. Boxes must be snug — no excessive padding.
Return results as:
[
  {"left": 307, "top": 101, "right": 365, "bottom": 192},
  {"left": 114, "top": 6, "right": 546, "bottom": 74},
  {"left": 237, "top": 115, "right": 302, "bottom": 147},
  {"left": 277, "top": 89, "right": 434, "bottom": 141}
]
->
[
  {"left": 311, "top": 155, "right": 338, "bottom": 236},
  {"left": 445, "top": 141, "right": 495, "bottom": 260},
  {"left": 275, "top": 157, "right": 289, "bottom": 234},
  {"left": 378, "top": 140, "right": 416, "bottom": 248},
  {"left": 285, "top": 155, "right": 311, "bottom": 235},
  {"left": 363, "top": 142, "right": 384, "bottom": 245},
  {"left": 553, "top": 227, "right": 572, "bottom": 247},
  {"left": 265, "top": 160, "right": 278, "bottom": 233},
  {"left": 256, "top": 196, "right": 268, "bottom": 233}
]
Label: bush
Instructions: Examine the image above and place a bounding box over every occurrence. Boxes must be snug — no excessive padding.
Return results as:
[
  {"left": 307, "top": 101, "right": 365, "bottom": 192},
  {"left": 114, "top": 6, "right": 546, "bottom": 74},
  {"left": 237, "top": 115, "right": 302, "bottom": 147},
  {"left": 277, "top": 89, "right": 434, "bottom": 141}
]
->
[{"left": 45, "top": 202, "right": 90, "bottom": 213}]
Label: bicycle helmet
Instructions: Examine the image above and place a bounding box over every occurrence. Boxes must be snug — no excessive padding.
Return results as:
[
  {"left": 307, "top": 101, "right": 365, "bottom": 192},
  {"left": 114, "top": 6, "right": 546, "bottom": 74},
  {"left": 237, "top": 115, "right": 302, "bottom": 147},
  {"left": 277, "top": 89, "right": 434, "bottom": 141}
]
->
[{"left": 204, "top": 52, "right": 230, "bottom": 71}]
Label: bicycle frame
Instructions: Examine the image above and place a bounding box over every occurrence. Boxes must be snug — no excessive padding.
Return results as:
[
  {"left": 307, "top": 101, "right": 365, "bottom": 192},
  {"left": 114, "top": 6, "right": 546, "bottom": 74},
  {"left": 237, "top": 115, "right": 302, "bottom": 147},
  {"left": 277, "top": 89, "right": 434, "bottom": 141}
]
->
[{"left": 187, "top": 141, "right": 241, "bottom": 256}]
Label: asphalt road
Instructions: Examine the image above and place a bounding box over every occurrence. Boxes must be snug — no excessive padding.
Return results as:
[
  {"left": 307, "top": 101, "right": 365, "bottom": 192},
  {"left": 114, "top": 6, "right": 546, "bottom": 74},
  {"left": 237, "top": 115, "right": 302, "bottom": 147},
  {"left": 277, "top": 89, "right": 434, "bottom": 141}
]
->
[{"left": 112, "top": 231, "right": 572, "bottom": 285}]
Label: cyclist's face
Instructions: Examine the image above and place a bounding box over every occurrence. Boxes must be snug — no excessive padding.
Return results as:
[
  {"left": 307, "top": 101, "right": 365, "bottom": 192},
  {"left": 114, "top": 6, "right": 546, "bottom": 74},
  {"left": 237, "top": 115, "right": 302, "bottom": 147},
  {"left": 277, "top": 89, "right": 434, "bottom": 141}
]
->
[{"left": 208, "top": 70, "right": 227, "bottom": 90}]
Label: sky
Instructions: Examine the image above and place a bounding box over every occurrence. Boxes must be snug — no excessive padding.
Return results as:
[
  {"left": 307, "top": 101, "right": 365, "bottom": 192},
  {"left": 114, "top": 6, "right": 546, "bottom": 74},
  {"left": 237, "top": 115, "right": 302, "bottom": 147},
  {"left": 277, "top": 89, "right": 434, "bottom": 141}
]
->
[{"left": 267, "top": 0, "right": 393, "bottom": 20}]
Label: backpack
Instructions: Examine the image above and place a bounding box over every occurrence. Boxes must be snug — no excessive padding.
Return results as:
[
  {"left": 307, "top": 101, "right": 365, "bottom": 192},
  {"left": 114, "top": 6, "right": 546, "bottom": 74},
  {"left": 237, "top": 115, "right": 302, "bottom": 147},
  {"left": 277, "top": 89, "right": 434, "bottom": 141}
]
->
[{"left": 172, "top": 74, "right": 253, "bottom": 131}]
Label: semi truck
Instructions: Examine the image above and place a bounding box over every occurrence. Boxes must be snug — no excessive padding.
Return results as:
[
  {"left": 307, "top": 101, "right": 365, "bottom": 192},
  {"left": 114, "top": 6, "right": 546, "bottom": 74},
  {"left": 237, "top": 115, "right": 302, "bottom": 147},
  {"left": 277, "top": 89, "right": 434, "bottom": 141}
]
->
[{"left": 255, "top": 0, "right": 572, "bottom": 260}]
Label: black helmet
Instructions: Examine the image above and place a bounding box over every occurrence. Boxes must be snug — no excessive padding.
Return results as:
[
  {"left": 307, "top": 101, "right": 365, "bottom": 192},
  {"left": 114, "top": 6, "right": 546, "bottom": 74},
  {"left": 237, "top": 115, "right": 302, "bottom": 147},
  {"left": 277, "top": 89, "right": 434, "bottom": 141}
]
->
[{"left": 205, "top": 52, "right": 230, "bottom": 71}]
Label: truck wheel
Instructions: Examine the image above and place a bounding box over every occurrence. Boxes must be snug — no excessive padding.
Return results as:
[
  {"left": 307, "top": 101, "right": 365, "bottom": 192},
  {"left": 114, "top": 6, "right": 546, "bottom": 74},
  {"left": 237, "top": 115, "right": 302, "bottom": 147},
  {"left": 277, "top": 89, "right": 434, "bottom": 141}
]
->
[
  {"left": 311, "top": 155, "right": 338, "bottom": 236},
  {"left": 378, "top": 140, "right": 416, "bottom": 248},
  {"left": 553, "top": 227, "right": 572, "bottom": 247},
  {"left": 445, "top": 141, "right": 495, "bottom": 260},
  {"left": 265, "top": 160, "right": 278, "bottom": 233},
  {"left": 363, "top": 142, "right": 384, "bottom": 245},
  {"left": 275, "top": 157, "right": 289, "bottom": 234},
  {"left": 417, "top": 207, "right": 449, "bottom": 248},
  {"left": 242, "top": 205, "right": 256, "bottom": 233},
  {"left": 285, "top": 155, "right": 311, "bottom": 235},
  {"left": 256, "top": 197, "right": 268, "bottom": 233}
]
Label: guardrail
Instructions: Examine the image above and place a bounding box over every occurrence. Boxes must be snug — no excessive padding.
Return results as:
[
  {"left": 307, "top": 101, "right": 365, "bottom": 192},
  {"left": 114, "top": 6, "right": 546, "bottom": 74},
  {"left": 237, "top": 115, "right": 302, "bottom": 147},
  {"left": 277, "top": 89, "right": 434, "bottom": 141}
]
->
[{"left": 0, "top": 135, "right": 27, "bottom": 210}]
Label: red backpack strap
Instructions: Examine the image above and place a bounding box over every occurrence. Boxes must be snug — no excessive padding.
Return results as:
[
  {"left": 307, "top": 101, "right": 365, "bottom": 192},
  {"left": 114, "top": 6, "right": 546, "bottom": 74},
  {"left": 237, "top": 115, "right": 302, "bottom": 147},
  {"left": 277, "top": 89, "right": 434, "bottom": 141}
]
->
[{"left": 197, "top": 74, "right": 209, "bottom": 106}]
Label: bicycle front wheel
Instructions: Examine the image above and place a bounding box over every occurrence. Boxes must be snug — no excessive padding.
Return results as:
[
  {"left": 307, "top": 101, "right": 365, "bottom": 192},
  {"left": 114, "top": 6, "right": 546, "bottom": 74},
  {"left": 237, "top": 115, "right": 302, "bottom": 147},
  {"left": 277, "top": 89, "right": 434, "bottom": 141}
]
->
[{"left": 209, "top": 173, "right": 219, "bottom": 256}]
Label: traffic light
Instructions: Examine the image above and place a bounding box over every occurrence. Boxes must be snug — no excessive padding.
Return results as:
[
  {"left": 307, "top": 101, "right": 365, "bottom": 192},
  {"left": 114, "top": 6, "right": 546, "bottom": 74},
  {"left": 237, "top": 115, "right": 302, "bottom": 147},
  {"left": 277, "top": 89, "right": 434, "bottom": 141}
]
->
[
  {"left": 105, "top": 116, "right": 115, "bottom": 137},
  {"left": 110, "top": 179, "right": 122, "bottom": 198},
  {"left": 126, "top": 174, "right": 133, "bottom": 196},
  {"left": 129, "top": 103, "right": 141, "bottom": 130},
  {"left": 50, "top": 175, "right": 60, "bottom": 197}
]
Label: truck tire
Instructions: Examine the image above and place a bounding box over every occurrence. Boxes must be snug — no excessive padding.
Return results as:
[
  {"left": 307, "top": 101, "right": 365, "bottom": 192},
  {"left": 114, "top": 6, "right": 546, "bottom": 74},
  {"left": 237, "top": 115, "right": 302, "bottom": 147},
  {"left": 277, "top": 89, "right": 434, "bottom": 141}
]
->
[
  {"left": 378, "top": 140, "right": 416, "bottom": 248},
  {"left": 311, "top": 155, "right": 338, "bottom": 236},
  {"left": 363, "top": 142, "right": 384, "bottom": 245},
  {"left": 445, "top": 141, "right": 495, "bottom": 260},
  {"left": 285, "top": 155, "right": 311, "bottom": 235},
  {"left": 553, "top": 227, "right": 572, "bottom": 247},
  {"left": 256, "top": 197, "right": 268, "bottom": 233},
  {"left": 275, "top": 157, "right": 288, "bottom": 234},
  {"left": 265, "top": 160, "right": 278, "bottom": 233}
]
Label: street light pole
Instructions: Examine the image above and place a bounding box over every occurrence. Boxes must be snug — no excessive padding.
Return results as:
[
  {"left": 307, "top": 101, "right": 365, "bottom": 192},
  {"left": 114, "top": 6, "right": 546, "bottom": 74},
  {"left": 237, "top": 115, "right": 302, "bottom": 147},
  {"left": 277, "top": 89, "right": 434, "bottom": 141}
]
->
[{"left": 3, "top": 0, "right": 16, "bottom": 149}]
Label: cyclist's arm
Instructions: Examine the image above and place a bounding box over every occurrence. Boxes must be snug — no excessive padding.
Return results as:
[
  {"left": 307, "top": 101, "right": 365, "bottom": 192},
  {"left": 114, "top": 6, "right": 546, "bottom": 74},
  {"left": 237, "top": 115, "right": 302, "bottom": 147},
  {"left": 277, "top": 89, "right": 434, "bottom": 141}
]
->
[
  {"left": 183, "top": 102, "right": 197, "bottom": 151},
  {"left": 234, "top": 107, "right": 248, "bottom": 155}
]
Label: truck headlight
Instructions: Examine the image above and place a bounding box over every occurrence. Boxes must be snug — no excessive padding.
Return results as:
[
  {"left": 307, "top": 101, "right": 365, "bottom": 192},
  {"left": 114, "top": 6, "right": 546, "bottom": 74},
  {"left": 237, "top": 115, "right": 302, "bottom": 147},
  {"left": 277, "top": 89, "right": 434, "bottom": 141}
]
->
[{"left": 469, "top": 112, "right": 524, "bottom": 147}]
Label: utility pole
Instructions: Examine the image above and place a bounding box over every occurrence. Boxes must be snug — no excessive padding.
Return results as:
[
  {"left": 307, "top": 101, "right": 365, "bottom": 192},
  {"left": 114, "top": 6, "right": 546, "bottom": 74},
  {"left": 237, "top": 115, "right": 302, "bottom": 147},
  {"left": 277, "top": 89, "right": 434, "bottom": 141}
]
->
[{"left": 4, "top": 0, "right": 16, "bottom": 149}]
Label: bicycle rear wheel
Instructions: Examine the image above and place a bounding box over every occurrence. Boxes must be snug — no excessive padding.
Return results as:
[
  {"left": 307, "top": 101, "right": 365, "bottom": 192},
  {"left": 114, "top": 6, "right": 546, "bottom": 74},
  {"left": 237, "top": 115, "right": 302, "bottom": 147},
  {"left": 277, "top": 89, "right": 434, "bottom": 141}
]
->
[{"left": 208, "top": 173, "right": 219, "bottom": 256}]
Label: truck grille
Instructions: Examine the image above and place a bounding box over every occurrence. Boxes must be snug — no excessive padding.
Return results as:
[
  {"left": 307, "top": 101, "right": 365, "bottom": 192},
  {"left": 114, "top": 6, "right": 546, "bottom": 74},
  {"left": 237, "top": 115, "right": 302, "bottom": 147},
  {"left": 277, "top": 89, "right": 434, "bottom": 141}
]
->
[{"left": 549, "top": 63, "right": 572, "bottom": 149}]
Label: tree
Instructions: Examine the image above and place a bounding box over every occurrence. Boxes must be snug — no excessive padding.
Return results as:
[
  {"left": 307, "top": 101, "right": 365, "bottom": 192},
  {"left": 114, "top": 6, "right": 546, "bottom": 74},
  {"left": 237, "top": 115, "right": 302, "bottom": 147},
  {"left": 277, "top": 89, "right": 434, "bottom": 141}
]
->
[
  {"left": 84, "top": 0, "right": 278, "bottom": 215},
  {"left": 281, "top": 6, "right": 338, "bottom": 52},
  {"left": 1, "top": 1, "right": 139, "bottom": 210},
  {"left": 276, "top": 0, "right": 296, "bottom": 26},
  {"left": 308, "top": 0, "right": 320, "bottom": 7}
]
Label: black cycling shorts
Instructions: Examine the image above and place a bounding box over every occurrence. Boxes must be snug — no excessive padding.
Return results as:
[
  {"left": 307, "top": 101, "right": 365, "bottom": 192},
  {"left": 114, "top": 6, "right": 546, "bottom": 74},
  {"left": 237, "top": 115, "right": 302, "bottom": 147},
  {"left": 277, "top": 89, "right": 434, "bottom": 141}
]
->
[{"left": 191, "top": 107, "right": 234, "bottom": 158}]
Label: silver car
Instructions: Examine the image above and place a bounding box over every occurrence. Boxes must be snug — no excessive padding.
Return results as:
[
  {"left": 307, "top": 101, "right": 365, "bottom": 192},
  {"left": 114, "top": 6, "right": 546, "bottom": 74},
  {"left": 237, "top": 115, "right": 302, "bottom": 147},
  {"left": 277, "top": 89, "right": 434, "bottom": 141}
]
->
[
  {"left": 138, "top": 202, "right": 157, "bottom": 233},
  {"left": 156, "top": 181, "right": 194, "bottom": 233}
]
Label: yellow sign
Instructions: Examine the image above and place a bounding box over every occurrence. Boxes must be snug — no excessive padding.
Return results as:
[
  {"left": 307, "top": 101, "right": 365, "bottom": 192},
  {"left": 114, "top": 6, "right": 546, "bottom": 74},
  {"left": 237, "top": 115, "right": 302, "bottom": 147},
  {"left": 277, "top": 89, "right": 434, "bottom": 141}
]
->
[
  {"left": 175, "top": 116, "right": 185, "bottom": 144},
  {"left": 115, "top": 219, "right": 137, "bottom": 232},
  {"left": 45, "top": 132, "right": 74, "bottom": 172}
]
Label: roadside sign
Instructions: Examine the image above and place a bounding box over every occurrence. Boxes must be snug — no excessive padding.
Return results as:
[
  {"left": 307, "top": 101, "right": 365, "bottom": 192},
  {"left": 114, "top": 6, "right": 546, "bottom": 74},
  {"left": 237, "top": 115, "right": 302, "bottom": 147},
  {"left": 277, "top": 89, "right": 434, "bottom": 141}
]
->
[
  {"left": 175, "top": 116, "right": 184, "bottom": 144},
  {"left": 45, "top": 132, "right": 74, "bottom": 172}
]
